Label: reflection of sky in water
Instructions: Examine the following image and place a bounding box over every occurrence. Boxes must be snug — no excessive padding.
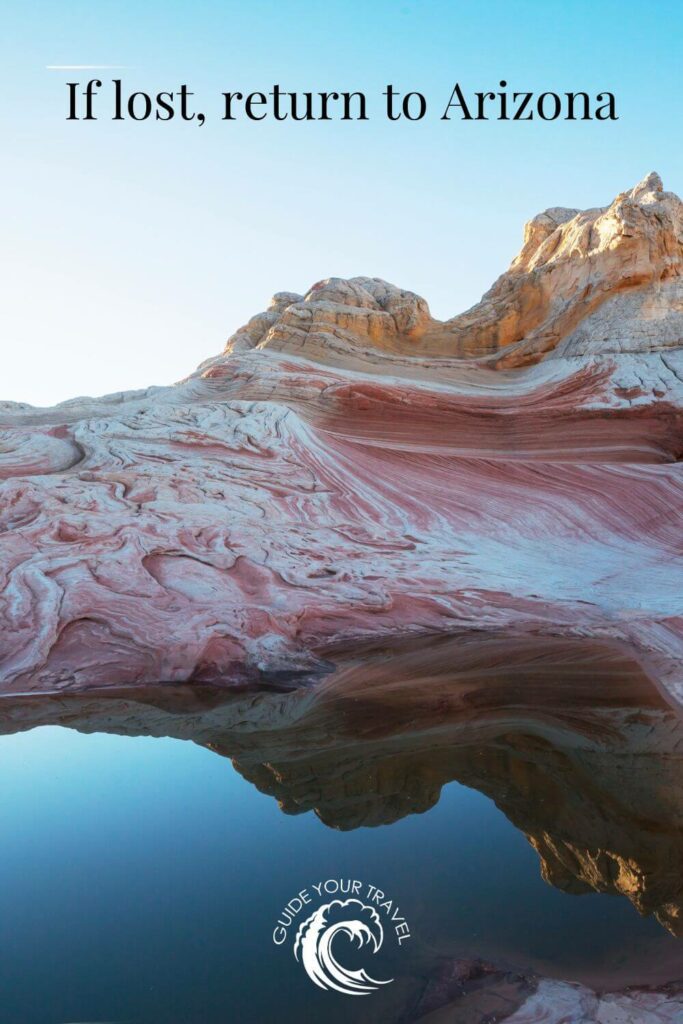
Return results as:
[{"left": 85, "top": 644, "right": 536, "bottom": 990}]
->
[{"left": 0, "top": 727, "right": 674, "bottom": 1024}]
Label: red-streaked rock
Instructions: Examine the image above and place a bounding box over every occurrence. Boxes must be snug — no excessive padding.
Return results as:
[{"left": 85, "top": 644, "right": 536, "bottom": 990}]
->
[{"left": 1, "top": 174, "right": 683, "bottom": 701}]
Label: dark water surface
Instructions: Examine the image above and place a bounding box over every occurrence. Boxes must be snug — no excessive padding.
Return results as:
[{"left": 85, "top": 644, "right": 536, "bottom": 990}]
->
[{"left": 0, "top": 638, "right": 682, "bottom": 1023}]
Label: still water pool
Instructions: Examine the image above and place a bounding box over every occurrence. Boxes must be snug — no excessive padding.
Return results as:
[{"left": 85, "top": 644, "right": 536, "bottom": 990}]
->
[{"left": 0, "top": 713, "right": 680, "bottom": 1024}]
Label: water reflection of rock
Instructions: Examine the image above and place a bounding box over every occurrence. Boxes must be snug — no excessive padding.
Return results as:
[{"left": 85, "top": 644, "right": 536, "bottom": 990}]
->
[{"left": 2, "top": 634, "right": 683, "bottom": 936}]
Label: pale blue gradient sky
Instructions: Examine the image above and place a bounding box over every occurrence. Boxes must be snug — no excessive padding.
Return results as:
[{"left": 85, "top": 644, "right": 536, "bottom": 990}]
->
[{"left": 3, "top": 0, "right": 682, "bottom": 405}]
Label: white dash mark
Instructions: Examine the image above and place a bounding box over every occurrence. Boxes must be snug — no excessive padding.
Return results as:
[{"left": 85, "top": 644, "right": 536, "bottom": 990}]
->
[{"left": 45, "top": 65, "right": 131, "bottom": 70}]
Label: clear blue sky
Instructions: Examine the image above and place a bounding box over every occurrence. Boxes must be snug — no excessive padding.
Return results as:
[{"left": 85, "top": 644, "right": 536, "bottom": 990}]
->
[{"left": 3, "top": 0, "right": 682, "bottom": 405}]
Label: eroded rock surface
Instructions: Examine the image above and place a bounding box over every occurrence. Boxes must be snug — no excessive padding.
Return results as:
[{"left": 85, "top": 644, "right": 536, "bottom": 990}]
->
[
  {"left": 402, "top": 959, "right": 683, "bottom": 1023},
  {"left": 1, "top": 173, "right": 683, "bottom": 704}
]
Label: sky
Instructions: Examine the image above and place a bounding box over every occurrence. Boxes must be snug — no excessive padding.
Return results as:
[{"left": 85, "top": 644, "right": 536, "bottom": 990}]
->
[{"left": 3, "top": 0, "right": 683, "bottom": 406}]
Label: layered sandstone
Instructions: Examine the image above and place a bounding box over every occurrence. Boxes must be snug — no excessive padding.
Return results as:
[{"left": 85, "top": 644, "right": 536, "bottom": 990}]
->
[
  {"left": 224, "top": 171, "right": 683, "bottom": 365},
  {"left": 1, "top": 173, "right": 683, "bottom": 707}
]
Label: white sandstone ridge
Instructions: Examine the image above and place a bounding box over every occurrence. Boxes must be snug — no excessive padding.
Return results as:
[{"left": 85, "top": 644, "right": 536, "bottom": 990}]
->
[
  {"left": 223, "top": 171, "right": 683, "bottom": 367},
  {"left": 1, "top": 173, "right": 683, "bottom": 704}
]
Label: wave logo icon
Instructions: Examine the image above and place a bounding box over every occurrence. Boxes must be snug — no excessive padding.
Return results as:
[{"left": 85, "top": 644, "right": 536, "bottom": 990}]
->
[
  {"left": 293, "top": 898, "right": 393, "bottom": 996},
  {"left": 273, "top": 878, "right": 410, "bottom": 995}
]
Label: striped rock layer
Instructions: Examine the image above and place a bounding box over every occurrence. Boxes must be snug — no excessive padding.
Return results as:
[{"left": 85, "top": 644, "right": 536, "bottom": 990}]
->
[{"left": 1, "top": 172, "right": 683, "bottom": 706}]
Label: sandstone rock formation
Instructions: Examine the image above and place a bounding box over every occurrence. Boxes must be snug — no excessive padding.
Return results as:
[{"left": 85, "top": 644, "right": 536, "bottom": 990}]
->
[
  {"left": 1, "top": 173, "right": 683, "bottom": 708},
  {"left": 224, "top": 171, "right": 683, "bottom": 366},
  {"left": 402, "top": 959, "right": 683, "bottom": 1024}
]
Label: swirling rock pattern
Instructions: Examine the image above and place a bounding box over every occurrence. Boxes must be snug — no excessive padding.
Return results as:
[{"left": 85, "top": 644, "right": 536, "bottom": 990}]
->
[
  {"left": 403, "top": 960, "right": 683, "bottom": 1023},
  {"left": 2, "top": 173, "right": 683, "bottom": 700}
]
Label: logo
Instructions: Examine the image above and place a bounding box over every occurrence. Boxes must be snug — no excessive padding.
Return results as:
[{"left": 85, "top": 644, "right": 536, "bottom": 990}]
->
[{"left": 273, "top": 878, "right": 411, "bottom": 996}]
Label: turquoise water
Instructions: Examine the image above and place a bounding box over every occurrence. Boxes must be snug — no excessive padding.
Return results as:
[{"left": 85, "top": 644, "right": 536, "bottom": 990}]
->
[{"left": 0, "top": 724, "right": 679, "bottom": 1023}]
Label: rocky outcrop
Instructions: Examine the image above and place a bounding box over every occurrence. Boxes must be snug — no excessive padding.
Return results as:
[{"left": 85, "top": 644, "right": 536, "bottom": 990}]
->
[
  {"left": 1, "top": 173, "right": 683, "bottom": 705},
  {"left": 402, "top": 959, "right": 683, "bottom": 1023},
  {"left": 224, "top": 171, "right": 683, "bottom": 365}
]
